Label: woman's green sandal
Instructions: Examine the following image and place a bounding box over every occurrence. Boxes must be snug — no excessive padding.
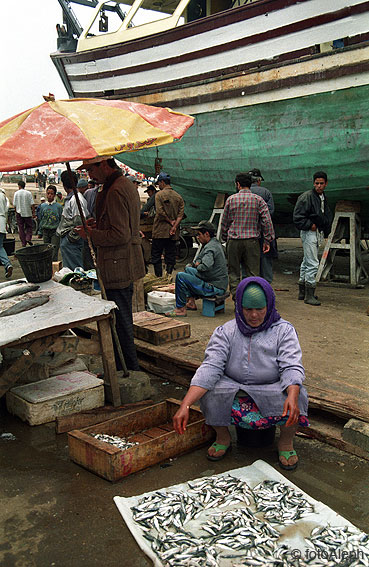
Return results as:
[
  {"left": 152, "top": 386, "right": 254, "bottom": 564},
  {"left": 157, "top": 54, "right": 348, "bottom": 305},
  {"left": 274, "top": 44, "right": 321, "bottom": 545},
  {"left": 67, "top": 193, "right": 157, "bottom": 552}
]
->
[
  {"left": 278, "top": 450, "right": 298, "bottom": 471},
  {"left": 207, "top": 442, "right": 231, "bottom": 462}
]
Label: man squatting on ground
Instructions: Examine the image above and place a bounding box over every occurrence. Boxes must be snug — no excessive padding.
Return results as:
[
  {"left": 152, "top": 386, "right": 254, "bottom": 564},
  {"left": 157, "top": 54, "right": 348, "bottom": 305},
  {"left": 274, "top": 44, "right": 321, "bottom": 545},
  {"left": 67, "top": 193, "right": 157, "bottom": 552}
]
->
[
  {"left": 293, "top": 171, "right": 332, "bottom": 306},
  {"left": 249, "top": 168, "right": 277, "bottom": 283},
  {"left": 221, "top": 173, "right": 275, "bottom": 299},
  {"left": 151, "top": 171, "right": 184, "bottom": 277},
  {"left": 172, "top": 220, "right": 229, "bottom": 316},
  {"left": 75, "top": 157, "right": 145, "bottom": 371}
]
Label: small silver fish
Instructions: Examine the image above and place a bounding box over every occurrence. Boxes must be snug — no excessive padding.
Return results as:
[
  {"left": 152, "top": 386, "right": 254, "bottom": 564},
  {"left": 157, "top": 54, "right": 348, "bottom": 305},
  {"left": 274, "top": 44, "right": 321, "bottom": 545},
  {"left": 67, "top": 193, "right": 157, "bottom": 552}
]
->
[{"left": 0, "top": 291, "right": 50, "bottom": 317}]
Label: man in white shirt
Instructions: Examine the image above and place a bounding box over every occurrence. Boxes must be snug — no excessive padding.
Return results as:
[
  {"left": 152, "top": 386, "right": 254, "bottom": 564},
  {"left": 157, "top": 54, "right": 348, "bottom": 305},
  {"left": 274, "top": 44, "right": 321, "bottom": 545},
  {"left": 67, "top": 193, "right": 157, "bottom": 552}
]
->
[
  {"left": 13, "top": 181, "right": 35, "bottom": 247},
  {"left": 57, "top": 170, "right": 89, "bottom": 270},
  {"left": 0, "top": 187, "right": 13, "bottom": 278}
]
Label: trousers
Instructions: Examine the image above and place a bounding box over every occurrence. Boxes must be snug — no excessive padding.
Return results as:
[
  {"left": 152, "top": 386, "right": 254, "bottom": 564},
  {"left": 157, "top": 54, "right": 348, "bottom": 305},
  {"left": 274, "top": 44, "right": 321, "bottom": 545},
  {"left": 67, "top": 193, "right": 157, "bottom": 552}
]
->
[
  {"left": 299, "top": 230, "right": 319, "bottom": 285},
  {"left": 175, "top": 266, "right": 225, "bottom": 308},
  {"left": 151, "top": 238, "right": 176, "bottom": 276},
  {"left": 106, "top": 285, "right": 140, "bottom": 371},
  {"left": 16, "top": 213, "right": 33, "bottom": 246},
  {"left": 227, "top": 238, "right": 260, "bottom": 298},
  {"left": 0, "top": 233, "right": 11, "bottom": 271},
  {"left": 60, "top": 235, "right": 84, "bottom": 271},
  {"left": 42, "top": 228, "right": 60, "bottom": 262}
]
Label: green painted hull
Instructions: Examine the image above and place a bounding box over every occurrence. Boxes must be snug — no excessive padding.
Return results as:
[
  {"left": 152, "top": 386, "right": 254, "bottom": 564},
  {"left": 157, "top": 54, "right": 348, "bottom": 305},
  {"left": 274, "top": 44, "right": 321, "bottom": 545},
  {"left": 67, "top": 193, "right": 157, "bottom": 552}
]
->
[{"left": 118, "top": 85, "right": 369, "bottom": 232}]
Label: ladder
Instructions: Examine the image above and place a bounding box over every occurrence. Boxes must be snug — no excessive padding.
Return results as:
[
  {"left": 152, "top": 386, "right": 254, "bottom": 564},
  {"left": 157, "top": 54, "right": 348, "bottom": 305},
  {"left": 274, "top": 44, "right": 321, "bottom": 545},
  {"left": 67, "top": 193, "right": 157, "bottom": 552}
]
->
[
  {"left": 316, "top": 202, "right": 368, "bottom": 285},
  {"left": 193, "top": 193, "right": 227, "bottom": 260}
]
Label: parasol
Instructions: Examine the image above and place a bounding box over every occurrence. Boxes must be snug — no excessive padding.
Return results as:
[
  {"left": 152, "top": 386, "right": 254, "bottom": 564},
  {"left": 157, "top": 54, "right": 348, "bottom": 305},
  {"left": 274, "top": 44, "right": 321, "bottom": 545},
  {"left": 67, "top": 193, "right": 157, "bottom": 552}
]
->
[
  {"left": 0, "top": 97, "right": 194, "bottom": 172},
  {"left": 0, "top": 97, "right": 194, "bottom": 391}
]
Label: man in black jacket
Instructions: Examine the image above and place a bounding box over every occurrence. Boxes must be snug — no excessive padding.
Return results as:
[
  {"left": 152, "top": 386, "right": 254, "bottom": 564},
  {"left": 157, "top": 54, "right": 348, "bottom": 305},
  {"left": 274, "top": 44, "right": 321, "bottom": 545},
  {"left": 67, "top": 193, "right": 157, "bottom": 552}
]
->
[{"left": 293, "top": 171, "right": 332, "bottom": 305}]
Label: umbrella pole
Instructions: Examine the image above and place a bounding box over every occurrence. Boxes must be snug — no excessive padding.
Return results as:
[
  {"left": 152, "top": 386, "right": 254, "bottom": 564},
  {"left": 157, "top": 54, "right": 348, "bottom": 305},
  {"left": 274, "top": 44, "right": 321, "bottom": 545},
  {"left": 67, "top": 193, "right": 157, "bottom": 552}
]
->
[{"left": 65, "top": 162, "right": 129, "bottom": 378}]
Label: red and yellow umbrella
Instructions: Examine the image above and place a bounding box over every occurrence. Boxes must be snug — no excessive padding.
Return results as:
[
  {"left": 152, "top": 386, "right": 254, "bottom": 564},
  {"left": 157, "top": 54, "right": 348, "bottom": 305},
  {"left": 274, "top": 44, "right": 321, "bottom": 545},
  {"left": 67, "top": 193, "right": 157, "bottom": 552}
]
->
[{"left": 0, "top": 98, "right": 194, "bottom": 171}]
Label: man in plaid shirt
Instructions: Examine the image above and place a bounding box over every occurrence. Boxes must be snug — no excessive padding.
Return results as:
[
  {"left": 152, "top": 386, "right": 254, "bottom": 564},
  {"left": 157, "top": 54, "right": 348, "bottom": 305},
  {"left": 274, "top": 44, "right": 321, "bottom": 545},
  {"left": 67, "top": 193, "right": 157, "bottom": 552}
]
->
[{"left": 221, "top": 172, "right": 275, "bottom": 298}]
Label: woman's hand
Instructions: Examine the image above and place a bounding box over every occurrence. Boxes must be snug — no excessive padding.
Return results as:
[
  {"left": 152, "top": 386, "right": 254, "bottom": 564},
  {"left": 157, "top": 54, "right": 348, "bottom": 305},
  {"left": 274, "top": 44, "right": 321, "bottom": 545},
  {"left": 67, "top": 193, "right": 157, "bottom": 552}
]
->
[
  {"left": 282, "top": 385, "right": 300, "bottom": 426},
  {"left": 173, "top": 405, "right": 190, "bottom": 435}
]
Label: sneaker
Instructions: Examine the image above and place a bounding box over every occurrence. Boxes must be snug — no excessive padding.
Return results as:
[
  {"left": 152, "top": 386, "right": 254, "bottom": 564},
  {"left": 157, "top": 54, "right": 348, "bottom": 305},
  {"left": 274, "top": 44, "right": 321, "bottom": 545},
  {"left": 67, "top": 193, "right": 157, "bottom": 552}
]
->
[{"left": 5, "top": 265, "right": 13, "bottom": 279}]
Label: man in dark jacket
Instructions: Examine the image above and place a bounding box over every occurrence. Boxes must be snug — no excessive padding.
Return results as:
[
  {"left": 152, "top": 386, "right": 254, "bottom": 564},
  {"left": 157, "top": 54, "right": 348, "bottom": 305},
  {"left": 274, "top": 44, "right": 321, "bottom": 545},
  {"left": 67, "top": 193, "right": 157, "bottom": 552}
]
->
[
  {"left": 293, "top": 171, "right": 332, "bottom": 305},
  {"left": 171, "top": 221, "right": 228, "bottom": 316},
  {"left": 76, "top": 156, "right": 145, "bottom": 370}
]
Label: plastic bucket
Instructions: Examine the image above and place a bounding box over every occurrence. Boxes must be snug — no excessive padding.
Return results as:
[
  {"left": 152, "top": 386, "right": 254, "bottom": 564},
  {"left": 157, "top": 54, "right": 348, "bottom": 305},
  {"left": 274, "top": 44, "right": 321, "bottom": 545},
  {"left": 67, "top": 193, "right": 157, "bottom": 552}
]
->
[
  {"left": 236, "top": 426, "right": 276, "bottom": 448},
  {"left": 15, "top": 244, "right": 53, "bottom": 283}
]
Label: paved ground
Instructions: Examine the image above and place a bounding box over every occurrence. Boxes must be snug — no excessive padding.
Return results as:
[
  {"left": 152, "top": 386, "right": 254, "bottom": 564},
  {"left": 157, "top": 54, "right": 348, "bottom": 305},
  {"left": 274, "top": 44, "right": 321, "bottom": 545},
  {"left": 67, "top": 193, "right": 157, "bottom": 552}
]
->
[{"left": 1, "top": 221, "right": 368, "bottom": 567}]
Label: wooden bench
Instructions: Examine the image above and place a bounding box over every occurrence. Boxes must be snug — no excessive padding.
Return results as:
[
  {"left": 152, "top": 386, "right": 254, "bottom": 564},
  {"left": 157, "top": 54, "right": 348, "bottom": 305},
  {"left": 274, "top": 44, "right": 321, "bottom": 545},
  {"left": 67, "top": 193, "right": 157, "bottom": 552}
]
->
[{"left": 202, "top": 292, "right": 230, "bottom": 317}]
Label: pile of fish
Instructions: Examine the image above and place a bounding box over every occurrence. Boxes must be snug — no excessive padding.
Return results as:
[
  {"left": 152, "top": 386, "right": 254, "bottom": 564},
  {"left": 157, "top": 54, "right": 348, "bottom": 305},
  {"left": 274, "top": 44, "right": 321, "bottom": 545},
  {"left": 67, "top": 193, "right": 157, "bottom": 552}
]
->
[
  {"left": 187, "top": 475, "right": 254, "bottom": 508},
  {"left": 149, "top": 530, "right": 218, "bottom": 567},
  {"left": 201, "top": 507, "right": 280, "bottom": 551},
  {"left": 90, "top": 433, "right": 139, "bottom": 451},
  {"left": 305, "top": 525, "right": 369, "bottom": 566},
  {"left": 0, "top": 280, "right": 50, "bottom": 317},
  {"left": 130, "top": 474, "right": 368, "bottom": 567},
  {"left": 253, "top": 480, "right": 315, "bottom": 524}
]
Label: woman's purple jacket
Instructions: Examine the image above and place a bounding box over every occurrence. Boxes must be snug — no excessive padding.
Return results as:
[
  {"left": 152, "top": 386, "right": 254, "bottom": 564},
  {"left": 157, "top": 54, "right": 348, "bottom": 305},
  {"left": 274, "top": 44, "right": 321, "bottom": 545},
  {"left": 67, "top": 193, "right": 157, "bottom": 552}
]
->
[{"left": 190, "top": 318, "right": 308, "bottom": 427}]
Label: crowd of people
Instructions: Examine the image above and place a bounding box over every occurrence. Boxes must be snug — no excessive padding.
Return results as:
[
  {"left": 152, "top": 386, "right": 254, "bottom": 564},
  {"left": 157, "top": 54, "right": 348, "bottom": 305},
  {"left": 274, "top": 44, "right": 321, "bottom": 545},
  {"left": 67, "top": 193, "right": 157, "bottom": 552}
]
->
[{"left": 0, "top": 163, "right": 334, "bottom": 469}]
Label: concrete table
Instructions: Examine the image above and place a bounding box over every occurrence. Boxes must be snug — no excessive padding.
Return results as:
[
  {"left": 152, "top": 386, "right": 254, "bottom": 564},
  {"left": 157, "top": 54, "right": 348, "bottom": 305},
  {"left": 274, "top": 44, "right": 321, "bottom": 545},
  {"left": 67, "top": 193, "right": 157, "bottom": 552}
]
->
[{"left": 0, "top": 280, "right": 121, "bottom": 406}]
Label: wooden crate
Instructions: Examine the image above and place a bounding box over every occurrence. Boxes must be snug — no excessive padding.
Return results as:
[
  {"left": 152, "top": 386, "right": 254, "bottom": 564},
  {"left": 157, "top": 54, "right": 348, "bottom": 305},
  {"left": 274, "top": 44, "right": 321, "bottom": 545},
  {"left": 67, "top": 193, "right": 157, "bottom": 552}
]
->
[
  {"left": 68, "top": 399, "right": 213, "bottom": 482},
  {"left": 133, "top": 311, "right": 190, "bottom": 345}
]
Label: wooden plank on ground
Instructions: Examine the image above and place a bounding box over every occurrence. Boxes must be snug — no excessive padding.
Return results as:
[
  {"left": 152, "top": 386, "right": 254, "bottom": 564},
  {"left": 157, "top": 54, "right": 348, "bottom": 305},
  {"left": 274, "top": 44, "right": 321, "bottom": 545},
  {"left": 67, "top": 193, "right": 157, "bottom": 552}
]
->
[{"left": 133, "top": 311, "right": 190, "bottom": 345}]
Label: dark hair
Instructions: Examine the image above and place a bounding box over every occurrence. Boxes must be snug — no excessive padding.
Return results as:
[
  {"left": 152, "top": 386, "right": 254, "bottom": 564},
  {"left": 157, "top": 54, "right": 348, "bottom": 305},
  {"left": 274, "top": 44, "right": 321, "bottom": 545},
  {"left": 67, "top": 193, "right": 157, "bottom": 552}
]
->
[
  {"left": 147, "top": 184, "right": 156, "bottom": 192},
  {"left": 18, "top": 180, "right": 25, "bottom": 189},
  {"left": 199, "top": 227, "right": 215, "bottom": 238},
  {"left": 235, "top": 173, "right": 252, "bottom": 189},
  {"left": 60, "top": 170, "right": 78, "bottom": 189},
  {"left": 313, "top": 171, "right": 327, "bottom": 182},
  {"left": 88, "top": 180, "right": 96, "bottom": 187},
  {"left": 46, "top": 184, "right": 57, "bottom": 195}
]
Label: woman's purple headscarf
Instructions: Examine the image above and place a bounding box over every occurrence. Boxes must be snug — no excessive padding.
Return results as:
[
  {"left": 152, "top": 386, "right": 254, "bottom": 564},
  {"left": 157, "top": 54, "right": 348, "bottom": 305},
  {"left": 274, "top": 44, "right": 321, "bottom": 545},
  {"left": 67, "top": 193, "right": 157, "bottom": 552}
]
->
[{"left": 235, "top": 277, "right": 281, "bottom": 336}]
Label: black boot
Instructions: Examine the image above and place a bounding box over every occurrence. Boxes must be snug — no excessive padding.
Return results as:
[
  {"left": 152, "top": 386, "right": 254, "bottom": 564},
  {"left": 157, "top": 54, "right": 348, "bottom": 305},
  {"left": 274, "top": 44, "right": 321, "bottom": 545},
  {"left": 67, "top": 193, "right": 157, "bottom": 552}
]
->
[
  {"left": 153, "top": 263, "right": 162, "bottom": 277},
  {"left": 298, "top": 282, "right": 305, "bottom": 300},
  {"left": 304, "top": 284, "right": 321, "bottom": 305}
]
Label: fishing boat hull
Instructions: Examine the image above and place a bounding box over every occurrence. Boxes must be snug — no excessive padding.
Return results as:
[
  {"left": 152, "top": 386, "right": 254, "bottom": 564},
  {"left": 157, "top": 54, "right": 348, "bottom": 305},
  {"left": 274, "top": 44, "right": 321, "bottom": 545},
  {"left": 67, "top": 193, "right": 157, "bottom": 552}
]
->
[{"left": 51, "top": 0, "right": 369, "bottom": 231}]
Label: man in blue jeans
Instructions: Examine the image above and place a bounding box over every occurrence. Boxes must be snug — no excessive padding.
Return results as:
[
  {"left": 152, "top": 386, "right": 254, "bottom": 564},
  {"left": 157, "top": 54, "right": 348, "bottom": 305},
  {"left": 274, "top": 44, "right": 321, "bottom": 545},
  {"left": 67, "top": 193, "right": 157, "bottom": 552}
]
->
[
  {"left": 293, "top": 171, "right": 332, "bottom": 305},
  {"left": 171, "top": 220, "right": 228, "bottom": 316}
]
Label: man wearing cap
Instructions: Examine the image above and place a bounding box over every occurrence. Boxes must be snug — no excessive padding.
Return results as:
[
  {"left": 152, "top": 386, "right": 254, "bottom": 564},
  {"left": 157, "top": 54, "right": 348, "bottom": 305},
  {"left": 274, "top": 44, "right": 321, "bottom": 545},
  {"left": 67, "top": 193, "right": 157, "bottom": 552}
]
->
[
  {"left": 140, "top": 184, "right": 157, "bottom": 219},
  {"left": 151, "top": 171, "right": 184, "bottom": 277},
  {"left": 126, "top": 175, "right": 140, "bottom": 190},
  {"left": 171, "top": 220, "right": 228, "bottom": 316},
  {"left": 248, "top": 168, "right": 277, "bottom": 283},
  {"left": 77, "top": 178, "right": 89, "bottom": 194},
  {"left": 75, "top": 156, "right": 145, "bottom": 371},
  {"left": 56, "top": 191, "right": 65, "bottom": 206},
  {"left": 221, "top": 173, "right": 274, "bottom": 299}
]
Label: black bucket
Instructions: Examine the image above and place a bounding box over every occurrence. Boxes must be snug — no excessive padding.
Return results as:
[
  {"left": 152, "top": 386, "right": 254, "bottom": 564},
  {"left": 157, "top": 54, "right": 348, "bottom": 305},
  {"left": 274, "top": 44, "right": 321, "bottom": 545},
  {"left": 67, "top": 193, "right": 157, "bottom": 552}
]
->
[
  {"left": 15, "top": 244, "right": 53, "bottom": 283},
  {"left": 236, "top": 426, "right": 276, "bottom": 448}
]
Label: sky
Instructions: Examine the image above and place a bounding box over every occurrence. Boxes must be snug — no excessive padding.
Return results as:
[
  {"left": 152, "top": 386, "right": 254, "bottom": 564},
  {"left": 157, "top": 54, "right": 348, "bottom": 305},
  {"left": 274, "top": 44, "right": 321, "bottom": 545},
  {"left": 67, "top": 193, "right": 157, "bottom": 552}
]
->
[{"left": 0, "top": 1, "right": 166, "bottom": 123}]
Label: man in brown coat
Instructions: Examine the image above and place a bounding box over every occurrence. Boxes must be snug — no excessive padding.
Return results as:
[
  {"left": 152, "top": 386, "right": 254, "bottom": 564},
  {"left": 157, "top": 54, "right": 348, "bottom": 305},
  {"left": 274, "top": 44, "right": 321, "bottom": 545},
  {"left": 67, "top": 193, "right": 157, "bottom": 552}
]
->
[
  {"left": 76, "top": 157, "right": 145, "bottom": 371},
  {"left": 151, "top": 171, "right": 184, "bottom": 277}
]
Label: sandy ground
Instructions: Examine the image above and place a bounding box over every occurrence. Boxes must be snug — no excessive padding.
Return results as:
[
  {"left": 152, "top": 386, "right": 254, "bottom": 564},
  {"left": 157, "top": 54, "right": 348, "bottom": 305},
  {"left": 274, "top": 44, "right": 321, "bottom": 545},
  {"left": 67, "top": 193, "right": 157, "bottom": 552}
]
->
[{"left": 0, "top": 217, "right": 368, "bottom": 567}]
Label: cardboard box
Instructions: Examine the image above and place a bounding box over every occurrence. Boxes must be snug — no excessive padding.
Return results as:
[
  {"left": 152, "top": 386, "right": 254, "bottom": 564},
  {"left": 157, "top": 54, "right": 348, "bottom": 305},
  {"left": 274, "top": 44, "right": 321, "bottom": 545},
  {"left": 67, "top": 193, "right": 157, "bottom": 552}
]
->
[
  {"left": 68, "top": 399, "right": 213, "bottom": 481},
  {"left": 6, "top": 371, "right": 104, "bottom": 426}
]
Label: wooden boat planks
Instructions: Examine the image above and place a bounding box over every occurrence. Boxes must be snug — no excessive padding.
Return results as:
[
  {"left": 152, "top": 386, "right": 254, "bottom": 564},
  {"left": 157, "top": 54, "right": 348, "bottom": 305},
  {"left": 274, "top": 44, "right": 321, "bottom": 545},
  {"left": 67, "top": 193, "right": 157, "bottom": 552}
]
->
[{"left": 133, "top": 311, "right": 191, "bottom": 345}]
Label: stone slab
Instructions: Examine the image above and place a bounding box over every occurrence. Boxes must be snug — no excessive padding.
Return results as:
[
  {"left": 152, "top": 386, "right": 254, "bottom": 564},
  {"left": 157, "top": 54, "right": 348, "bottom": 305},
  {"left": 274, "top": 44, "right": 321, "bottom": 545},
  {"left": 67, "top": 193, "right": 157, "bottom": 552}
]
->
[
  {"left": 104, "top": 370, "right": 151, "bottom": 404},
  {"left": 342, "top": 418, "right": 369, "bottom": 452}
]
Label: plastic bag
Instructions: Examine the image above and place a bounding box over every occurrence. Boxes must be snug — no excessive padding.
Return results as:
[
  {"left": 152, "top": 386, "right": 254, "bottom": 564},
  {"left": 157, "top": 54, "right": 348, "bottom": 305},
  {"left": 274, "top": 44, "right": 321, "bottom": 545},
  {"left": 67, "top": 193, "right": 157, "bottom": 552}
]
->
[{"left": 147, "top": 291, "right": 175, "bottom": 314}]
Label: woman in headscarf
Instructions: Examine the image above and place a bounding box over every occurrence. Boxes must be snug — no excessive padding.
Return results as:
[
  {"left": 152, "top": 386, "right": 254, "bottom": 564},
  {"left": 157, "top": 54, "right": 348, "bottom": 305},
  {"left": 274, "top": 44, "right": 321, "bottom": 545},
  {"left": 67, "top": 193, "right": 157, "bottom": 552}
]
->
[{"left": 173, "top": 277, "right": 309, "bottom": 470}]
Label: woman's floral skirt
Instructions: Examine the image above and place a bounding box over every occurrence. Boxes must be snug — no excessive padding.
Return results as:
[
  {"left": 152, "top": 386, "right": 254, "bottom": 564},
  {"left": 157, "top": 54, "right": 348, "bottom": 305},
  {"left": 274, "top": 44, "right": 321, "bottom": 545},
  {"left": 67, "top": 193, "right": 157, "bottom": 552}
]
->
[{"left": 231, "top": 395, "right": 309, "bottom": 430}]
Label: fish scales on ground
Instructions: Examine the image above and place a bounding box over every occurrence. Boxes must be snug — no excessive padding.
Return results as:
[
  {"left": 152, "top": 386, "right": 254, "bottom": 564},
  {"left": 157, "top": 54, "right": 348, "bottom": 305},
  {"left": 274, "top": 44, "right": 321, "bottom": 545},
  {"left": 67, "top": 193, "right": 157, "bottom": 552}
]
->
[
  {"left": 253, "top": 480, "right": 314, "bottom": 524},
  {"left": 0, "top": 283, "right": 40, "bottom": 300},
  {"left": 0, "top": 291, "right": 50, "bottom": 317},
  {"left": 90, "top": 433, "right": 139, "bottom": 450}
]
